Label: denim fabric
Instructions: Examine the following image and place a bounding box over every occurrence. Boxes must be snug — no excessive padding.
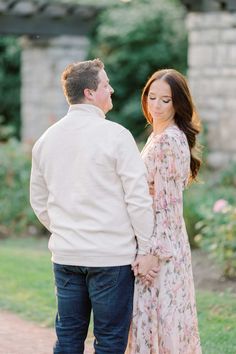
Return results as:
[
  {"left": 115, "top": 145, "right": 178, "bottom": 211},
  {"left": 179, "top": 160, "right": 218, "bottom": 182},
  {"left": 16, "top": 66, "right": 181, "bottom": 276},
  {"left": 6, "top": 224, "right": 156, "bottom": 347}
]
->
[{"left": 53, "top": 263, "right": 134, "bottom": 354}]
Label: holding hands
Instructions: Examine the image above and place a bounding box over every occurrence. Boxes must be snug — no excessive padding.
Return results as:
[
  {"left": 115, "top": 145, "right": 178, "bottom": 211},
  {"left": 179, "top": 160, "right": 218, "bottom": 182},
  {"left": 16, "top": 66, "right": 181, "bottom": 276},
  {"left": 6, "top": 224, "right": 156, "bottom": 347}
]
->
[{"left": 132, "top": 254, "right": 159, "bottom": 285}]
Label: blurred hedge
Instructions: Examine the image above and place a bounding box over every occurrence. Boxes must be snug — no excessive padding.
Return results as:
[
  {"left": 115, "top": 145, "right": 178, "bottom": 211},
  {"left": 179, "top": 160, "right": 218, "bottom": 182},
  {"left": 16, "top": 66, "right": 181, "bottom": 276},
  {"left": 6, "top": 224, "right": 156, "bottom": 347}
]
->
[
  {"left": 0, "top": 140, "right": 44, "bottom": 237},
  {"left": 0, "top": 37, "right": 21, "bottom": 139}
]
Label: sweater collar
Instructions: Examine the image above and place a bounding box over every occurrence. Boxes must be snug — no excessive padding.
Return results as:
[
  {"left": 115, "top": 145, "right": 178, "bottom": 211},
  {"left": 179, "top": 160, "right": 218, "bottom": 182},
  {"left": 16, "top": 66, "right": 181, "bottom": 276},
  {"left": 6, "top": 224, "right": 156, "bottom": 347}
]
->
[{"left": 68, "top": 104, "right": 106, "bottom": 119}]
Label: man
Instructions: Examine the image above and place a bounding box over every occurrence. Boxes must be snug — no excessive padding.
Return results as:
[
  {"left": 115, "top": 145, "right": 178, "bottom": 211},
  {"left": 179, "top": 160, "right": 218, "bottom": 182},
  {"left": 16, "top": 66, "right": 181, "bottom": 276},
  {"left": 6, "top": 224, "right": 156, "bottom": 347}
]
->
[{"left": 30, "top": 58, "right": 154, "bottom": 354}]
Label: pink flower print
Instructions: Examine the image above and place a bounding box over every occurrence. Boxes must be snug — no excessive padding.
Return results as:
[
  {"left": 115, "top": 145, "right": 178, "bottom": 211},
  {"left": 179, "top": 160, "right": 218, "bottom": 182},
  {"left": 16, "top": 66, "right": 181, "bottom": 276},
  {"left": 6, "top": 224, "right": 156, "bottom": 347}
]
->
[{"left": 170, "top": 159, "right": 176, "bottom": 175}]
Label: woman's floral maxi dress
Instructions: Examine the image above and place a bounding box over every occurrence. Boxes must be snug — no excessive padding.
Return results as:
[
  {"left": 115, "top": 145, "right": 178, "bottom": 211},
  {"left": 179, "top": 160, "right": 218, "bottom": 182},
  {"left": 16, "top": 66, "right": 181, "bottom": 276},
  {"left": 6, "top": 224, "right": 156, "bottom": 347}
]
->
[{"left": 128, "top": 126, "right": 202, "bottom": 354}]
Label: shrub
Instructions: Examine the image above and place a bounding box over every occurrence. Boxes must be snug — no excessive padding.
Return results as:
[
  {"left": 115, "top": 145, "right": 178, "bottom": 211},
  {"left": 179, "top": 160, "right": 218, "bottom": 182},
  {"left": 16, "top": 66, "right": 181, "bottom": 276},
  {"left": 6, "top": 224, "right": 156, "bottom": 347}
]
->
[
  {"left": 195, "top": 199, "right": 236, "bottom": 279},
  {"left": 216, "top": 163, "right": 236, "bottom": 188},
  {"left": 0, "top": 37, "right": 21, "bottom": 139},
  {"left": 0, "top": 117, "right": 16, "bottom": 142},
  {"left": 0, "top": 139, "right": 44, "bottom": 237},
  {"left": 183, "top": 159, "right": 236, "bottom": 279},
  {"left": 183, "top": 155, "right": 236, "bottom": 245}
]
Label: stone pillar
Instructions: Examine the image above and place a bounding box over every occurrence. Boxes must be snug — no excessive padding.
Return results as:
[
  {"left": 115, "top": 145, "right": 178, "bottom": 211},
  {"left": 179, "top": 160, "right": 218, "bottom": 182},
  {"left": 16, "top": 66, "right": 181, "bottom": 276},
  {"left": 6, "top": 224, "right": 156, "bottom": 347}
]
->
[
  {"left": 186, "top": 12, "right": 236, "bottom": 169},
  {"left": 20, "top": 35, "right": 89, "bottom": 144}
]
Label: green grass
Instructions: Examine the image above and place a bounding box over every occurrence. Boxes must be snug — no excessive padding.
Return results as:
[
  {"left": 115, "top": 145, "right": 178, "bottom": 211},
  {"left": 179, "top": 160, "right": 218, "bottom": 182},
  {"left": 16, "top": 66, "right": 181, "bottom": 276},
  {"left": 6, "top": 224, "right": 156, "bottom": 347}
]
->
[
  {"left": 0, "top": 237, "right": 55, "bottom": 326},
  {"left": 197, "top": 291, "right": 236, "bottom": 354},
  {"left": 0, "top": 237, "right": 236, "bottom": 353}
]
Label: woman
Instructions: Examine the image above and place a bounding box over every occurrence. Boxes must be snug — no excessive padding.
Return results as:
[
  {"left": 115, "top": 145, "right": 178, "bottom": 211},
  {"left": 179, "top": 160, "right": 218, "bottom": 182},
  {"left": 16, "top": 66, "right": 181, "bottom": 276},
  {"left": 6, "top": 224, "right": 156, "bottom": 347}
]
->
[{"left": 128, "top": 69, "right": 202, "bottom": 353}]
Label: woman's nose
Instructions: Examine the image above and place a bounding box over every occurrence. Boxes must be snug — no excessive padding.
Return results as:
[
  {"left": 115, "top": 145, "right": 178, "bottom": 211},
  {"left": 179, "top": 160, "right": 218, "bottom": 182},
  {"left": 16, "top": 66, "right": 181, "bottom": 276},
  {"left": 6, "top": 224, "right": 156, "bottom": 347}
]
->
[{"left": 154, "top": 99, "right": 161, "bottom": 108}]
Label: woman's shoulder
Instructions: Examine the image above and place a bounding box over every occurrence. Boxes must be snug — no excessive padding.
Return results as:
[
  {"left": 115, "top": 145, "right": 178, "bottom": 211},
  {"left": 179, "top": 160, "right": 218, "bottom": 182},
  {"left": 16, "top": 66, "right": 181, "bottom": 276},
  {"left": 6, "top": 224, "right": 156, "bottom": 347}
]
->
[
  {"left": 153, "top": 125, "right": 183, "bottom": 145},
  {"left": 152, "top": 126, "right": 188, "bottom": 158},
  {"left": 167, "top": 125, "right": 187, "bottom": 145}
]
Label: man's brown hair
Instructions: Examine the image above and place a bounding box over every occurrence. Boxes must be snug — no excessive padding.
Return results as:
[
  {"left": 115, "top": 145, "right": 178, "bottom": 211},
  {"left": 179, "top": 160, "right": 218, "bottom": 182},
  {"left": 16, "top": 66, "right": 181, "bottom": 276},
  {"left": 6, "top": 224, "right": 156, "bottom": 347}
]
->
[{"left": 61, "top": 58, "right": 104, "bottom": 104}]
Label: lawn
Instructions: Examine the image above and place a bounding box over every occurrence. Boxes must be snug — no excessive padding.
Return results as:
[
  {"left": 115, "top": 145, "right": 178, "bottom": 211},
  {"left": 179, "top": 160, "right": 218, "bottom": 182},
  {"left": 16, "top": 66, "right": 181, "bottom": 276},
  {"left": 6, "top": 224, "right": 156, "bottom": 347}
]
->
[
  {"left": 0, "top": 237, "right": 55, "bottom": 326},
  {"left": 0, "top": 237, "right": 236, "bottom": 353}
]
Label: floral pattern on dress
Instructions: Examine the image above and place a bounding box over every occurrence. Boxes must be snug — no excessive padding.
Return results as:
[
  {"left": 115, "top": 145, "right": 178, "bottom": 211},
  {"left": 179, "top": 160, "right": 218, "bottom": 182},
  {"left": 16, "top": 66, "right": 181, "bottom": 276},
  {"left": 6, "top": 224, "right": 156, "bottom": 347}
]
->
[{"left": 127, "top": 126, "right": 202, "bottom": 354}]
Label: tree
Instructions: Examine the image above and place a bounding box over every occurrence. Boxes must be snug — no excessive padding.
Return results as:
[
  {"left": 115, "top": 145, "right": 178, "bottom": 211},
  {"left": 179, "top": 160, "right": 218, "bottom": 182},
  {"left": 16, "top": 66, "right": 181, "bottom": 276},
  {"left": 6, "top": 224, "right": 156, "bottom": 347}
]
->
[
  {"left": 0, "top": 37, "right": 21, "bottom": 140},
  {"left": 88, "top": 0, "right": 187, "bottom": 138}
]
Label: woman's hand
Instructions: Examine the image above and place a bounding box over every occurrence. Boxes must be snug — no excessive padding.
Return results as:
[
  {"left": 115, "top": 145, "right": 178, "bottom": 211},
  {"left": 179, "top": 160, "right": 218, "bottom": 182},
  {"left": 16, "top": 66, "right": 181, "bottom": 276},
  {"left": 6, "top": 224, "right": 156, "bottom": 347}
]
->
[{"left": 143, "top": 266, "right": 160, "bottom": 285}]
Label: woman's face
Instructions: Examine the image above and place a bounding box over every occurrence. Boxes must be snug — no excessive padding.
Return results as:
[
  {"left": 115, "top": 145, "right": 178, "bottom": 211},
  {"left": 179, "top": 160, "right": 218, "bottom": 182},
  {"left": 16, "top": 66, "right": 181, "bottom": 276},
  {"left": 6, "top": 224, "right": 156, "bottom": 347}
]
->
[{"left": 147, "top": 79, "right": 175, "bottom": 123}]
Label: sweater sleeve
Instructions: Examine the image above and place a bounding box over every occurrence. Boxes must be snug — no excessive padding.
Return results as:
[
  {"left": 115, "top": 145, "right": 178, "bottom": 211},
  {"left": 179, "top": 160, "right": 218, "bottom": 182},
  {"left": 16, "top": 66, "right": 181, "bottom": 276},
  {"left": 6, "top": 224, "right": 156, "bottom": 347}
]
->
[
  {"left": 30, "top": 148, "right": 50, "bottom": 231},
  {"left": 149, "top": 134, "right": 184, "bottom": 260},
  {"left": 115, "top": 129, "right": 154, "bottom": 254}
]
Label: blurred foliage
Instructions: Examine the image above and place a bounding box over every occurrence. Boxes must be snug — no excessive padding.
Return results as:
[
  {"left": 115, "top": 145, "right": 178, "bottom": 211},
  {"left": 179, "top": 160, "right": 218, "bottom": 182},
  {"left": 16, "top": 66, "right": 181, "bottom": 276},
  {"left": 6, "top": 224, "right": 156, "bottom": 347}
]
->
[
  {"left": 0, "top": 37, "right": 21, "bottom": 139},
  {"left": 184, "top": 164, "right": 236, "bottom": 261},
  {"left": 184, "top": 181, "right": 235, "bottom": 248},
  {"left": 215, "top": 162, "right": 236, "bottom": 188},
  {"left": 0, "top": 0, "right": 185, "bottom": 141},
  {"left": 0, "top": 139, "right": 44, "bottom": 237},
  {"left": 49, "top": 0, "right": 182, "bottom": 7},
  {"left": 88, "top": 0, "right": 187, "bottom": 138},
  {"left": 0, "top": 116, "right": 16, "bottom": 142},
  {"left": 196, "top": 199, "right": 236, "bottom": 280}
]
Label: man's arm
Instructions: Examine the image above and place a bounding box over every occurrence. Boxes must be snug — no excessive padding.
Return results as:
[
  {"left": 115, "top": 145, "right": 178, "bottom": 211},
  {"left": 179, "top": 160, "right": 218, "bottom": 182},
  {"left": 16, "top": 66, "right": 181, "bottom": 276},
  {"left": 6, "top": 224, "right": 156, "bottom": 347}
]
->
[
  {"left": 115, "top": 129, "right": 154, "bottom": 254},
  {"left": 30, "top": 150, "right": 50, "bottom": 231}
]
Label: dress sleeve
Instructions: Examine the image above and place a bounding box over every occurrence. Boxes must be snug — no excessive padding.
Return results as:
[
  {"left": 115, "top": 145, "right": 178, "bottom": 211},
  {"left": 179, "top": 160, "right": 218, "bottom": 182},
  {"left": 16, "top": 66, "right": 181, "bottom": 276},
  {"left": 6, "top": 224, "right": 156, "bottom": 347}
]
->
[{"left": 149, "top": 134, "right": 184, "bottom": 260}]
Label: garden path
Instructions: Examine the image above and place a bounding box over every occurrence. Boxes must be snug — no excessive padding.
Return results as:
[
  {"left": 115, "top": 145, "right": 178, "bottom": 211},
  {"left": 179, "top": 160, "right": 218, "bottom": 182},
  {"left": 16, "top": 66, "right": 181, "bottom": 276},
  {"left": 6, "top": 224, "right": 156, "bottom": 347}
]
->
[{"left": 0, "top": 310, "right": 93, "bottom": 354}]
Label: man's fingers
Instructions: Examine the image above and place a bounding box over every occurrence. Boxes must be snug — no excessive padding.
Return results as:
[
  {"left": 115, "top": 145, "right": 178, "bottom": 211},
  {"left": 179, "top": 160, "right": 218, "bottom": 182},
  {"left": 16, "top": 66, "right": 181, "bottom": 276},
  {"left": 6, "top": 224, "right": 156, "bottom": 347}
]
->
[{"left": 132, "top": 261, "right": 139, "bottom": 274}]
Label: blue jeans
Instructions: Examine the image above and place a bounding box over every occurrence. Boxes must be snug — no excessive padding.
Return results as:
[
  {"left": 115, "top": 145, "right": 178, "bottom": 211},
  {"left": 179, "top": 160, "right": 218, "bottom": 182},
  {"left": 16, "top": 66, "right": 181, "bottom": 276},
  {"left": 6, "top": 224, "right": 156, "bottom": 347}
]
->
[{"left": 53, "top": 263, "right": 134, "bottom": 354}]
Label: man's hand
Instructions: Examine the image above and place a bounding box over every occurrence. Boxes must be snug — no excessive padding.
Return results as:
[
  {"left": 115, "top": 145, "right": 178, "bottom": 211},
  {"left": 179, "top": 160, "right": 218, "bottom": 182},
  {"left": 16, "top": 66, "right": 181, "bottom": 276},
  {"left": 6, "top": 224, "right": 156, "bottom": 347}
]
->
[{"left": 132, "top": 255, "right": 145, "bottom": 276}]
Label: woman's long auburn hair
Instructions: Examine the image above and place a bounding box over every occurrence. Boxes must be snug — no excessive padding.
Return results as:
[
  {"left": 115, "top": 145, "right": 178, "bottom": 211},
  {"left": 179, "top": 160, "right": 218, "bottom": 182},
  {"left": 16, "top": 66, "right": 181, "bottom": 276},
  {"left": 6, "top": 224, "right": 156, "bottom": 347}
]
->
[{"left": 141, "top": 69, "right": 202, "bottom": 181}]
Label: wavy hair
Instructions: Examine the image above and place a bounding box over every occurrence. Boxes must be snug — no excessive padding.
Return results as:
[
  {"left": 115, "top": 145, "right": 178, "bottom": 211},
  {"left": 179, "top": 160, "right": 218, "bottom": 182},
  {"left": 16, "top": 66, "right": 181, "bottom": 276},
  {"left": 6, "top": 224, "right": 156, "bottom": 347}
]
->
[{"left": 141, "top": 69, "right": 202, "bottom": 180}]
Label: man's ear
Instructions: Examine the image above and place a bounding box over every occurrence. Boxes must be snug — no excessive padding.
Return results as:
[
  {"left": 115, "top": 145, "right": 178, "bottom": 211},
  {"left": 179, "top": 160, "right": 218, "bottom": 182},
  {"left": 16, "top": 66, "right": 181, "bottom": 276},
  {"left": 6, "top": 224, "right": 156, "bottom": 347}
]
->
[{"left": 84, "top": 88, "right": 94, "bottom": 101}]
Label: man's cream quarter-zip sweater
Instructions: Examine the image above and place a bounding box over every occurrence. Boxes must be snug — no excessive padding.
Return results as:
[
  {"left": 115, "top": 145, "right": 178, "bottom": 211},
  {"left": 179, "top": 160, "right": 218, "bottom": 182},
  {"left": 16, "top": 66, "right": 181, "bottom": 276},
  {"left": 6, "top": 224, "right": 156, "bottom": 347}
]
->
[{"left": 30, "top": 104, "right": 154, "bottom": 266}]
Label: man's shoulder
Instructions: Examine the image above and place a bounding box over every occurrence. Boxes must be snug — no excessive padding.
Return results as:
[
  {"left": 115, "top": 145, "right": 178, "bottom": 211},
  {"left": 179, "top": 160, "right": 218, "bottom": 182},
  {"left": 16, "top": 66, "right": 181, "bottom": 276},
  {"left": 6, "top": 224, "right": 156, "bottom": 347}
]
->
[
  {"left": 104, "top": 118, "right": 125, "bottom": 131},
  {"left": 32, "top": 131, "right": 48, "bottom": 156},
  {"left": 32, "top": 116, "right": 66, "bottom": 153},
  {"left": 103, "top": 119, "right": 133, "bottom": 139}
]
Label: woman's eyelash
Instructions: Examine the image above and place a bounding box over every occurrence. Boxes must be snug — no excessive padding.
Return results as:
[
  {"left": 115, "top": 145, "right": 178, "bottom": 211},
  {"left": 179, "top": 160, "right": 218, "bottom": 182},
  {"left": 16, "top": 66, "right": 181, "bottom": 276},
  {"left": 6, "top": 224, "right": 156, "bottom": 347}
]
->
[{"left": 149, "top": 97, "right": 171, "bottom": 103}]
